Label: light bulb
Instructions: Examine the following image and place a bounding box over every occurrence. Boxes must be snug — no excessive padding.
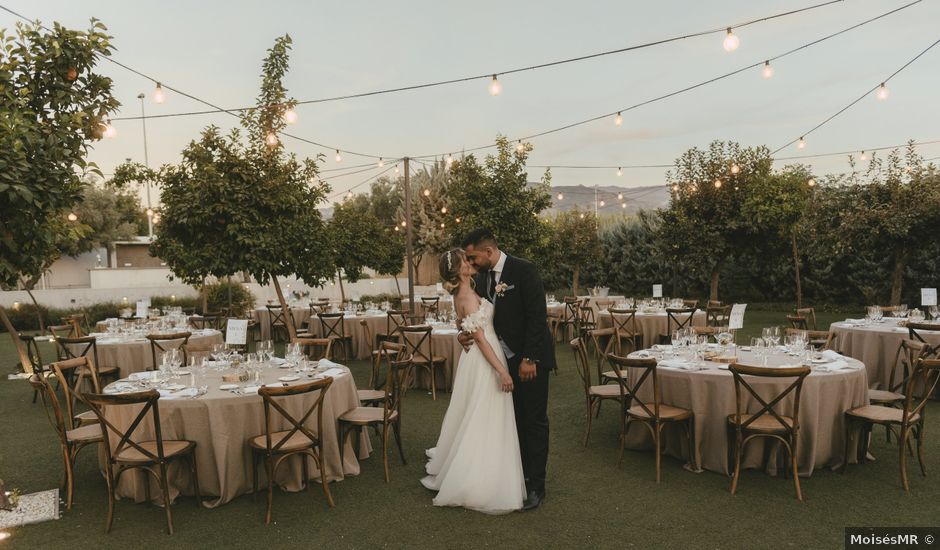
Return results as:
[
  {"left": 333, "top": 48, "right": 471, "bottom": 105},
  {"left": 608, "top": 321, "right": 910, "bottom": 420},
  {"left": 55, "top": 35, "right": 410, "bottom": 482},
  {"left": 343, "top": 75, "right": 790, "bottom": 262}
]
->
[
  {"left": 67, "top": 212, "right": 78, "bottom": 222},
  {"left": 394, "top": 165, "right": 400, "bottom": 174},
  {"left": 556, "top": 192, "right": 564, "bottom": 200},
  {"left": 283, "top": 108, "right": 298, "bottom": 124},
  {"left": 152, "top": 213, "right": 160, "bottom": 223},
  {"left": 455, "top": 217, "right": 461, "bottom": 223},
  {"left": 152, "top": 82, "right": 165, "bottom": 103},
  {"left": 807, "top": 178, "right": 816, "bottom": 187},
  {"left": 714, "top": 179, "right": 722, "bottom": 189},
  {"left": 146, "top": 208, "right": 154, "bottom": 217},
  {"left": 441, "top": 206, "right": 447, "bottom": 214},
  {"left": 617, "top": 192, "right": 623, "bottom": 200},
  {"left": 378, "top": 158, "right": 384, "bottom": 167},
  {"left": 876, "top": 82, "right": 889, "bottom": 101},
  {"left": 516, "top": 141, "right": 525, "bottom": 153},
  {"left": 614, "top": 112, "right": 622, "bottom": 126},
  {"left": 265, "top": 132, "right": 279, "bottom": 147},
  {"left": 599, "top": 200, "right": 606, "bottom": 207},
  {"left": 446, "top": 153, "right": 453, "bottom": 165},
  {"left": 423, "top": 189, "right": 431, "bottom": 197},
  {"left": 761, "top": 61, "right": 774, "bottom": 79},
  {"left": 334, "top": 150, "right": 342, "bottom": 162},
  {"left": 672, "top": 184, "right": 679, "bottom": 193},
  {"left": 616, "top": 167, "right": 622, "bottom": 177},
  {"left": 440, "top": 222, "right": 445, "bottom": 228},
  {"left": 579, "top": 213, "right": 585, "bottom": 219},
  {"left": 723, "top": 28, "right": 739, "bottom": 52},
  {"left": 797, "top": 137, "right": 806, "bottom": 149},
  {"left": 345, "top": 191, "right": 353, "bottom": 199},
  {"left": 621, "top": 202, "right": 627, "bottom": 209},
  {"left": 860, "top": 151, "right": 868, "bottom": 161},
  {"left": 103, "top": 121, "right": 117, "bottom": 138},
  {"left": 394, "top": 226, "right": 399, "bottom": 232},
  {"left": 400, "top": 221, "right": 406, "bottom": 227},
  {"left": 691, "top": 183, "right": 698, "bottom": 192},
  {"left": 489, "top": 74, "right": 501, "bottom": 96},
  {"left": 730, "top": 164, "right": 740, "bottom": 174}
]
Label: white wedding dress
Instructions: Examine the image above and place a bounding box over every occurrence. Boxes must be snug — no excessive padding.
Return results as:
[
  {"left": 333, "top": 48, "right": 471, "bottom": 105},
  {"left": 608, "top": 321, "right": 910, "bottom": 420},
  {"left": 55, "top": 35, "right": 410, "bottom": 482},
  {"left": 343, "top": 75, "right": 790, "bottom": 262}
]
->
[{"left": 420, "top": 298, "right": 526, "bottom": 514}]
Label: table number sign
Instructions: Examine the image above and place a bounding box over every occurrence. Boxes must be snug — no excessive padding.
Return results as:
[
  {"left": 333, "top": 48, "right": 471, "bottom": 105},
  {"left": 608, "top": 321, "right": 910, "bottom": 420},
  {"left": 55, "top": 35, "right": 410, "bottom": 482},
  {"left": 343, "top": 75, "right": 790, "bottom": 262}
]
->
[
  {"left": 728, "top": 304, "right": 747, "bottom": 330},
  {"left": 652, "top": 284, "right": 663, "bottom": 298},
  {"left": 922, "top": 288, "right": 937, "bottom": 306},
  {"left": 226, "top": 319, "right": 248, "bottom": 345},
  {"left": 136, "top": 301, "right": 148, "bottom": 319}
]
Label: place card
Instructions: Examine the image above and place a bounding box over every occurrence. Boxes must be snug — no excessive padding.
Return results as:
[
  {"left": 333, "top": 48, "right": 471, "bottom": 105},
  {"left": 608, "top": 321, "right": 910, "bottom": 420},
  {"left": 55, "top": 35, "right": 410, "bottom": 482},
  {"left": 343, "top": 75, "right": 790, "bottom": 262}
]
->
[
  {"left": 728, "top": 303, "right": 747, "bottom": 330},
  {"left": 922, "top": 288, "right": 937, "bottom": 306},
  {"left": 226, "top": 319, "right": 248, "bottom": 345},
  {"left": 136, "top": 300, "right": 148, "bottom": 319},
  {"left": 652, "top": 284, "right": 663, "bottom": 298}
]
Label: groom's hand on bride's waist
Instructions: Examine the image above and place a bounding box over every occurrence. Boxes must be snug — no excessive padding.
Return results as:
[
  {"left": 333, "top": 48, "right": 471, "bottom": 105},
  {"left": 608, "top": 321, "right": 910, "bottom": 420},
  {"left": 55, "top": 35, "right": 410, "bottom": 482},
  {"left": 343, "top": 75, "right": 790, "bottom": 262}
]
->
[
  {"left": 519, "top": 359, "right": 538, "bottom": 382},
  {"left": 457, "top": 331, "right": 473, "bottom": 351}
]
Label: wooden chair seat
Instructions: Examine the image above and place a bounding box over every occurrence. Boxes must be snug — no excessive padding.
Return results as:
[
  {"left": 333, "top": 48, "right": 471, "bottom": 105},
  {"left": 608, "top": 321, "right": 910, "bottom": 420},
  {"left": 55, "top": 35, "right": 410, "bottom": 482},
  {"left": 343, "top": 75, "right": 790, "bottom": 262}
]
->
[
  {"left": 74, "top": 410, "right": 98, "bottom": 425},
  {"left": 602, "top": 369, "right": 627, "bottom": 381},
  {"left": 846, "top": 404, "right": 920, "bottom": 425},
  {"left": 340, "top": 407, "right": 398, "bottom": 425},
  {"left": 66, "top": 423, "right": 103, "bottom": 443},
  {"left": 868, "top": 389, "right": 905, "bottom": 404},
  {"left": 588, "top": 384, "right": 623, "bottom": 398},
  {"left": 115, "top": 440, "right": 196, "bottom": 463},
  {"left": 727, "top": 413, "right": 794, "bottom": 433},
  {"left": 248, "top": 430, "right": 317, "bottom": 452},
  {"left": 410, "top": 355, "right": 447, "bottom": 365},
  {"left": 357, "top": 389, "right": 385, "bottom": 403},
  {"left": 628, "top": 403, "right": 692, "bottom": 421}
]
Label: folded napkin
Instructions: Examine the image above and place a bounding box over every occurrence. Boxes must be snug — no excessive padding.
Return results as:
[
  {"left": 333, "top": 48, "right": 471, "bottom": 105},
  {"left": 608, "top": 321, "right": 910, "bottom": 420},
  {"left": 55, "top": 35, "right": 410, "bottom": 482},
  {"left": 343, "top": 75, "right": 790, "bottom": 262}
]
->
[
  {"left": 433, "top": 328, "right": 460, "bottom": 335},
  {"left": 97, "top": 338, "right": 122, "bottom": 345},
  {"left": 821, "top": 350, "right": 843, "bottom": 361},
  {"left": 319, "top": 367, "right": 345, "bottom": 379},
  {"left": 318, "top": 358, "right": 340, "bottom": 369},
  {"left": 105, "top": 382, "right": 136, "bottom": 394},
  {"left": 269, "top": 357, "right": 287, "bottom": 366},
  {"left": 659, "top": 360, "right": 691, "bottom": 369},
  {"left": 129, "top": 371, "right": 158, "bottom": 381},
  {"left": 844, "top": 318, "right": 865, "bottom": 323},
  {"left": 159, "top": 387, "right": 198, "bottom": 399},
  {"left": 241, "top": 385, "right": 261, "bottom": 395}
]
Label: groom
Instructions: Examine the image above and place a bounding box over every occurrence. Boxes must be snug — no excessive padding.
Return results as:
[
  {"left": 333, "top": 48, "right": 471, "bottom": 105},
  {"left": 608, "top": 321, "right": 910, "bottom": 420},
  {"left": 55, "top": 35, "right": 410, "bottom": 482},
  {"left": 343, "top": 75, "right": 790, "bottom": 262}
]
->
[{"left": 459, "top": 228, "right": 555, "bottom": 511}]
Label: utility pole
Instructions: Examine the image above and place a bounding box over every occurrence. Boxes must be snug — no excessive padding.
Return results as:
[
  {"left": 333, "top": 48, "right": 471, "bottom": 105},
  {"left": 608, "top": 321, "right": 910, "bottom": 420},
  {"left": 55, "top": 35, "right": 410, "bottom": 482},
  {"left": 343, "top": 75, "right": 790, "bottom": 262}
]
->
[
  {"left": 403, "top": 157, "right": 415, "bottom": 314},
  {"left": 593, "top": 184, "right": 599, "bottom": 230},
  {"left": 138, "top": 93, "right": 153, "bottom": 238}
]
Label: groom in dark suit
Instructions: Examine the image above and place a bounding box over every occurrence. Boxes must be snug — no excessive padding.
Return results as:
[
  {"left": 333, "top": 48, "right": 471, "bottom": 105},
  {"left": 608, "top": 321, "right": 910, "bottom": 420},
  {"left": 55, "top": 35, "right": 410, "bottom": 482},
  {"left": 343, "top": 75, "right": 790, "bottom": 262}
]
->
[{"left": 460, "top": 228, "right": 555, "bottom": 511}]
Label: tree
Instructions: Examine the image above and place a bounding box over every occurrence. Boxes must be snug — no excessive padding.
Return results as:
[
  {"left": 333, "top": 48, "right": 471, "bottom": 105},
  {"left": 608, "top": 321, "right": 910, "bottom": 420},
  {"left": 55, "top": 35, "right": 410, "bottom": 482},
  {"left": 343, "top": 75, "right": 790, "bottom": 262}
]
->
[
  {"left": 0, "top": 19, "right": 119, "bottom": 368},
  {"left": 57, "top": 185, "right": 142, "bottom": 260},
  {"left": 448, "top": 136, "right": 552, "bottom": 260},
  {"left": 660, "top": 141, "right": 773, "bottom": 301},
  {"left": 548, "top": 207, "right": 600, "bottom": 294},
  {"left": 396, "top": 160, "right": 452, "bottom": 275},
  {"left": 328, "top": 199, "right": 404, "bottom": 301},
  {"left": 145, "top": 35, "right": 333, "bottom": 338}
]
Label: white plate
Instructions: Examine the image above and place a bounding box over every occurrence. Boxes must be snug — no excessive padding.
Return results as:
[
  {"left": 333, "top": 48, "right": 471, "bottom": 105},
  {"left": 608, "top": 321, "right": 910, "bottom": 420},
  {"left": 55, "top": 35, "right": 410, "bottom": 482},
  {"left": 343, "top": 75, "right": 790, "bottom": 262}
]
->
[
  {"left": 219, "top": 383, "right": 239, "bottom": 390},
  {"left": 811, "top": 358, "right": 829, "bottom": 364},
  {"left": 163, "top": 383, "right": 186, "bottom": 391},
  {"left": 278, "top": 375, "right": 300, "bottom": 382}
]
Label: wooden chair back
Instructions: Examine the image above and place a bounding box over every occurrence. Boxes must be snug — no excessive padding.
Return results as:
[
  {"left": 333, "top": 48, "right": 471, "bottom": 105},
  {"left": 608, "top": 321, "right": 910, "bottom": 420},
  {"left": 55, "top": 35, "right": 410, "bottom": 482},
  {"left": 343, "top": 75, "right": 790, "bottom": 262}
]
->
[
  {"left": 787, "top": 315, "right": 808, "bottom": 331},
  {"left": 48, "top": 323, "right": 77, "bottom": 339},
  {"left": 420, "top": 297, "right": 440, "bottom": 316},
  {"left": 51, "top": 357, "right": 102, "bottom": 431},
  {"left": 381, "top": 352, "right": 414, "bottom": 424},
  {"left": 885, "top": 339, "right": 927, "bottom": 395},
  {"left": 906, "top": 323, "right": 940, "bottom": 358},
  {"left": 570, "top": 337, "right": 594, "bottom": 393},
  {"left": 563, "top": 297, "right": 580, "bottom": 325},
  {"left": 318, "top": 312, "right": 347, "bottom": 341},
  {"left": 706, "top": 305, "right": 730, "bottom": 327},
  {"left": 900, "top": 358, "right": 940, "bottom": 427},
  {"left": 587, "top": 328, "right": 620, "bottom": 382},
  {"left": 682, "top": 299, "right": 699, "bottom": 310},
  {"left": 292, "top": 337, "right": 333, "bottom": 361},
  {"left": 257, "top": 377, "right": 333, "bottom": 454},
  {"left": 267, "top": 304, "right": 288, "bottom": 329},
  {"left": 728, "top": 364, "right": 810, "bottom": 435},
  {"left": 29, "top": 373, "right": 71, "bottom": 443},
  {"left": 707, "top": 300, "right": 723, "bottom": 308},
  {"left": 400, "top": 325, "right": 434, "bottom": 364},
  {"left": 63, "top": 314, "right": 89, "bottom": 337},
  {"left": 147, "top": 332, "right": 192, "bottom": 370},
  {"left": 83, "top": 390, "right": 168, "bottom": 465},
  {"left": 385, "top": 310, "right": 408, "bottom": 339},
  {"left": 608, "top": 308, "right": 639, "bottom": 354},
  {"left": 606, "top": 354, "right": 655, "bottom": 412},
  {"left": 19, "top": 334, "right": 45, "bottom": 375},
  {"left": 55, "top": 335, "right": 99, "bottom": 371},
  {"left": 595, "top": 298, "right": 615, "bottom": 311},
  {"left": 190, "top": 315, "right": 220, "bottom": 330},
  {"left": 666, "top": 307, "right": 696, "bottom": 336},
  {"left": 795, "top": 308, "right": 818, "bottom": 330},
  {"left": 579, "top": 305, "right": 596, "bottom": 326}
]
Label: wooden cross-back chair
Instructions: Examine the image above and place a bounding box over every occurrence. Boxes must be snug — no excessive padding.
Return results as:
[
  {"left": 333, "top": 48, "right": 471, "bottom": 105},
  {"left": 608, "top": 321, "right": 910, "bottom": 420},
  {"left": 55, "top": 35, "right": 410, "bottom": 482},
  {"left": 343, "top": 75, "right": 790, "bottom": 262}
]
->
[
  {"left": 47, "top": 324, "right": 77, "bottom": 361},
  {"left": 378, "top": 310, "right": 408, "bottom": 344},
  {"left": 608, "top": 308, "right": 641, "bottom": 357},
  {"left": 868, "top": 339, "right": 926, "bottom": 443},
  {"left": 399, "top": 325, "right": 447, "bottom": 400},
  {"left": 54, "top": 335, "right": 120, "bottom": 386},
  {"left": 189, "top": 315, "right": 221, "bottom": 331},
  {"left": 556, "top": 297, "right": 581, "bottom": 341},
  {"left": 681, "top": 299, "right": 699, "bottom": 310},
  {"left": 249, "top": 377, "right": 335, "bottom": 525},
  {"left": 784, "top": 327, "right": 835, "bottom": 351},
  {"left": 358, "top": 322, "right": 404, "bottom": 403},
  {"left": 706, "top": 305, "right": 731, "bottom": 328},
  {"left": 906, "top": 323, "right": 940, "bottom": 358},
  {"left": 83, "top": 390, "right": 201, "bottom": 534},
  {"left": 587, "top": 327, "right": 623, "bottom": 385},
  {"left": 663, "top": 307, "right": 697, "bottom": 344},
  {"left": 787, "top": 315, "right": 809, "bottom": 331},
  {"left": 52, "top": 357, "right": 103, "bottom": 428},
  {"left": 338, "top": 352, "right": 413, "bottom": 483},
  {"left": 578, "top": 305, "right": 597, "bottom": 337},
  {"left": 291, "top": 337, "right": 333, "bottom": 362},
  {"left": 64, "top": 313, "right": 90, "bottom": 337},
  {"left": 843, "top": 358, "right": 940, "bottom": 491},
  {"left": 147, "top": 332, "right": 192, "bottom": 371},
  {"left": 607, "top": 354, "right": 695, "bottom": 482},
  {"left": 794, "top": 308, "right": 818, "bottom": 330},
  {"left": 318, "top": 312, "right": 352, "bottom": 363},
  {"left": 21, "top": 334, "right": 53, "bottom": 403},
  {"left": 727, "top": 364, "right": 811, "bottom": 500},
  {"left": 571, "top": 336, "right": 628, "bottom": 447},
  {"left": 29, "top": 372, "right": 102, "bottom": 510},
  {"left": 266, "top": 305, "right": 290, "bottom": 343},
  {"left": 420, "top": 297, "right": 440, "bottom": 317}
]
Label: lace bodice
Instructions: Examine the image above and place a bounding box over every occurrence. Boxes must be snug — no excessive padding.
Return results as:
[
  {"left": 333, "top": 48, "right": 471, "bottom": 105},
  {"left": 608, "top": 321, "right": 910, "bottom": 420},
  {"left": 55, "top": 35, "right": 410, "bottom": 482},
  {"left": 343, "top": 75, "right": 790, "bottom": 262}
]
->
[{"left": 459, "top": 299, "right": 494, "bottom": 333}]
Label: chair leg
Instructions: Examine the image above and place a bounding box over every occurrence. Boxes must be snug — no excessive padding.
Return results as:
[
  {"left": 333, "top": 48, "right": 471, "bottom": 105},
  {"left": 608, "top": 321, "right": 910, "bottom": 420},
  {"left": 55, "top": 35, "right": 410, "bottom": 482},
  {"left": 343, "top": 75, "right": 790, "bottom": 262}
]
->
[
  {"left": 251, "top": 451, "right": 259, "bottom": 501},
  {"left": 301, "top": 454, "right": 309, "bottom": 491},
  {"left": 264, "top": 458, "right": 275, "bottom": 525},
  {"left": 790, "top": 439, "right": 803, "bottom": 501},
  {"left": 338, "top": 423, "right": 349, "bottom": 466},
  {"left": 915, "top": 423, "right": 927, "bottom": 477},
  {"left": 430, "top": 366, "right": 437, "bottom": 401},
  {"left": 841, "top": 419, "right": 854, "bottom": 474},
  {"left": 158, "top": 463, "right": 174, "bottom": 535},
  {"left": 583, "top": 398, "right": 593, "bottom": 447},
  {"left": 382, "top": 424, "right": 391, "bottom": 483},
  {"left": 899, "top": 426, "right": 910, "bottom": 491},
  {"left": 730, "top": 432, "right": 743, "bottom": 495},
  {"left": 104, "top": 468, "right": 116, "bottom": 534},
  {"left": 189, "top": 455, "right": 202, "bottom": 507},
  {"left": 62, "top": 446, "right": 75, "bottom": 510},
  {"left": 653, "top": 423, "right": 662, "bottom": 483},
  {"left": 315, "top": 450, "right": 335, "bottom": 507},
  {"left": 686, "top": 418, "right": 697, "bottom": 472}
]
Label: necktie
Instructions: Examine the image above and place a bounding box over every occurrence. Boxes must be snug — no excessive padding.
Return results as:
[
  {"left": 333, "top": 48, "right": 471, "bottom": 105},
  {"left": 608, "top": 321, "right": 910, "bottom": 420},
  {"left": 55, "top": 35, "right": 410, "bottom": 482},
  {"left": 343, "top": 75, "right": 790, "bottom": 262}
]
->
[{"left": 488, "top": 270, "right": 497, "bottom": 300}]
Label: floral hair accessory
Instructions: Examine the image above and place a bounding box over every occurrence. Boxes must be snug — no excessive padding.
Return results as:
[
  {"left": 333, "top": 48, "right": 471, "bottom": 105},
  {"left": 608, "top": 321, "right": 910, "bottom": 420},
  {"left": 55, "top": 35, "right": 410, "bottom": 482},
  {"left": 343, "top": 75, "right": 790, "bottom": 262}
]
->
[{"left": 446, "top": 251, "right": 453, "bottom": 270}]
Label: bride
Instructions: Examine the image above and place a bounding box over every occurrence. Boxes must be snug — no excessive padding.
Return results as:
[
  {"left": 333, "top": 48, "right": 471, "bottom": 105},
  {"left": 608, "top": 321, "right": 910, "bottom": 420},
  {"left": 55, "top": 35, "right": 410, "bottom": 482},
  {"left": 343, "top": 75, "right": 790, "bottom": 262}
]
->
[{"left": 420, "top": 248, "right": 526, "bottom": 514}]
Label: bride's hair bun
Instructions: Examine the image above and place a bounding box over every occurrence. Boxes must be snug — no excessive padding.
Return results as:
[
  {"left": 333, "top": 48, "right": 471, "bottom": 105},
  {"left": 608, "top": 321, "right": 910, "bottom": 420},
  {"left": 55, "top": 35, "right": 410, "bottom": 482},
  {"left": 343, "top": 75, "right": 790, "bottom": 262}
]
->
[{"left": 439, "top": 248, "right": 466, "bottom": 296}]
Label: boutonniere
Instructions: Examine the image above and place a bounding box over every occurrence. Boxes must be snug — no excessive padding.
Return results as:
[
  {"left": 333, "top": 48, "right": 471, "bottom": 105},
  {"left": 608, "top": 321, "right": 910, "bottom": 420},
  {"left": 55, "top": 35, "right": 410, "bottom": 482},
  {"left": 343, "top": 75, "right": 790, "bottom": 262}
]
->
[{"left": 494, "top": 282, "right": 514, "bottom": 297}]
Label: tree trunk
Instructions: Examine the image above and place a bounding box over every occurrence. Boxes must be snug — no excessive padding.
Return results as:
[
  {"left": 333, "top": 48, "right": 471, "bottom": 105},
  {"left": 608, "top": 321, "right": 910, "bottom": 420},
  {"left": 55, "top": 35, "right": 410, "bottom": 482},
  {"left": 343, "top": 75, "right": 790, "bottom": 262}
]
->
[
  {"left": 200, "top": 280, "right": 208, "bottom": 314},
  {"left": 393, "top": 275, "right": 402, "bottom": 296},
  {"left": 226, "top": 275, "right": 233, "bottom": 314},
  {"left": 0, "top": 305, "right": 32, "bottom": 373},
  {"left": 890, "top": 248, "right": 910, "bottom": 306},
  {"left": 271, "top": 276, "right": 297, "bottom": 341},
  {"left": 709, "top": 257, "right": 725, "bottom": 303},
  {"left": 791, "top": 232, "right": 803, "bottom": 309},
  {"left": 572, "top": 265, "right": 581, "bottom": 296},
  {"left": 20, "top": 280, "right": 45, "bottom": 333},
  {"left": 337, "top": 270, "right": 346, "bottom": 303}
]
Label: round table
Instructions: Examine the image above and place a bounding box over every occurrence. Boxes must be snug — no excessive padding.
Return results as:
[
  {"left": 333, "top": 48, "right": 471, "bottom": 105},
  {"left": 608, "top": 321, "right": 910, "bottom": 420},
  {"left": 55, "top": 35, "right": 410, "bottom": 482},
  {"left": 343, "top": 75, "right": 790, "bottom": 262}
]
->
[
  {"left": 622, "top": 348, "right": 868, "bottom": 476},
  {"left": 101, "top": 361, "right": 370, "bottom": 507},
  {"left": 77, "top": 330, "right": 224, "bottom": 378},
  {"left": 597, "top": 310, "right": 707, "bottom": 349},
  {"left": 830, "top": 319, "right": 940, "bottom": 390}
]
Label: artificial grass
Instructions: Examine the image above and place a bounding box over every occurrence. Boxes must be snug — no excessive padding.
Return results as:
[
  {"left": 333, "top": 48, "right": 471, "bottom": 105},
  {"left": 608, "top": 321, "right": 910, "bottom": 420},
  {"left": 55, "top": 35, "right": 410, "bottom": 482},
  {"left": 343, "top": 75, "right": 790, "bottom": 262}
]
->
[{"left": 1, "top": 309, "right": 938, "bottom": 549}]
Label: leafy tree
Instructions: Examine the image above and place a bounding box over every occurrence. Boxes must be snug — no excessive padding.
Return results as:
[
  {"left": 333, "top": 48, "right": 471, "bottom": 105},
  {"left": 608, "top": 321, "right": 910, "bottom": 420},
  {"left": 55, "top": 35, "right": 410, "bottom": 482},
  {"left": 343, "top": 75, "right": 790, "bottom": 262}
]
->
[
  {"left": 57, "top": 185, "right": 142, "bottom": 259},
  {"left": 548, "top": 207, "right": 600, "bottom": 294},
  {"left": 143, "top": 35, "right": 332, "bottom": 337},
  {"left": 448, "top": 136, "right": 552, "bottom": 260},
  {"left": 396, "top": 160, "right": 452, "bottom": 275},
  {"left": 329, "top": 199, "right": 404, "bottom": 300},
  {"left": 0, "top": 19, "right": 118, "bottom": 368}
]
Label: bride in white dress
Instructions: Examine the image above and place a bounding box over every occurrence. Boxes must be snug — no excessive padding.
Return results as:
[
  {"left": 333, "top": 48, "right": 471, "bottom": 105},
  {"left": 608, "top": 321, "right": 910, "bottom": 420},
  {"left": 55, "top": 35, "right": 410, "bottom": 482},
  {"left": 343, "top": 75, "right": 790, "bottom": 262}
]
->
[{"left": 420, "top": 249, "right": 526, "bottom": 514}]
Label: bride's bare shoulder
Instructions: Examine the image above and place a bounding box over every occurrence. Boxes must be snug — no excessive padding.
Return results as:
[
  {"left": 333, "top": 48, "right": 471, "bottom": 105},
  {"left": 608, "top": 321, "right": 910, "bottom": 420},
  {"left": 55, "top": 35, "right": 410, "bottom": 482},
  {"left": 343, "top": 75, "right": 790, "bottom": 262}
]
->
[{"left": 454, "top": 290, "right": 481, "bottom": 316}]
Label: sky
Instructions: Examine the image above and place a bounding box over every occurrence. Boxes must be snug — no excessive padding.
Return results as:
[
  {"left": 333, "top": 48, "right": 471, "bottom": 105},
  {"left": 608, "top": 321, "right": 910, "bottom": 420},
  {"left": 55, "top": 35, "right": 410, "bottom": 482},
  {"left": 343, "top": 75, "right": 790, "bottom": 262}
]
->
[{"left": 4, "top": 0, "right": 940, "bottom": 207}]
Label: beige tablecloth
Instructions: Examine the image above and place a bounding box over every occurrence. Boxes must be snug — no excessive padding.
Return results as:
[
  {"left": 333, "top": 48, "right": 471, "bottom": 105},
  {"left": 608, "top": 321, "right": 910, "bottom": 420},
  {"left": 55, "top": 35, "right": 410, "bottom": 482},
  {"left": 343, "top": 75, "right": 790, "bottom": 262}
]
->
[
  {"left": 622, "top": 349, "right": 868, "bottom": 476},
  {"left": 830, "top": 320, "right": 940, "bottom": 390},
  {"left": 598, "top": 310, "right": 707, "bottom": 349},
  {"left": 102, "top": 364, "right": 370, "bottom": 508},
  {"left": 76, "top": 331, "right": 224, "bottom": 378}
]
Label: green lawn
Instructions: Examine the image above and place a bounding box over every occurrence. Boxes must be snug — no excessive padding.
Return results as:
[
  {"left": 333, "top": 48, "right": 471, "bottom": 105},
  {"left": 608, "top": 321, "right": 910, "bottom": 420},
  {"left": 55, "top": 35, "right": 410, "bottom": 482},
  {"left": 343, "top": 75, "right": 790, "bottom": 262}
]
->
[{"left": 2, "top": 309, "right": 938, "bottom": 549}]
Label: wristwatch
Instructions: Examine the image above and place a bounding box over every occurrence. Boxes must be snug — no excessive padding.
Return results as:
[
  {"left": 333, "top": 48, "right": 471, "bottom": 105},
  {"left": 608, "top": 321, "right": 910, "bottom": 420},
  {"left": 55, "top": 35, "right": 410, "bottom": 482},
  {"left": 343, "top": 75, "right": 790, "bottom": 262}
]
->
[{"left": 522, "top": 357, "right": 539, "bottom": 364}]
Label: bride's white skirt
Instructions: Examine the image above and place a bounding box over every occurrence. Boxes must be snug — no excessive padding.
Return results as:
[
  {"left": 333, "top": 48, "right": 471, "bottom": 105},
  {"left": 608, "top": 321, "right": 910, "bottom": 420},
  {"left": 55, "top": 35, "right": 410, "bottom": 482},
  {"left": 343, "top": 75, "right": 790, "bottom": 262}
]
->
[{"left": 420, "top": 344, "right": 526, "bottom": 515}]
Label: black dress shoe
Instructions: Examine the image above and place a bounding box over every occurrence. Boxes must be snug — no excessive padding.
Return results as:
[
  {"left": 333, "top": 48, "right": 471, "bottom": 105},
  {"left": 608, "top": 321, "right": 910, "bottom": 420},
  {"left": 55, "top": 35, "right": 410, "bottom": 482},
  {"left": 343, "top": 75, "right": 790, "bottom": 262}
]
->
[{"left": 522, "top": 490, "right": 544, "bottom": 511}]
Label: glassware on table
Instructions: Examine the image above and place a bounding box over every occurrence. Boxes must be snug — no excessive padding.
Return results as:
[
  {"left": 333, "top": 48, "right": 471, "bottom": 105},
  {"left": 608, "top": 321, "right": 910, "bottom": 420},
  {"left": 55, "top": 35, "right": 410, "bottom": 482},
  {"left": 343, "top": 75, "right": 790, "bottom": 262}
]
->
[{"left": 929, "top": 305, "right": 939, "bottom": 321}]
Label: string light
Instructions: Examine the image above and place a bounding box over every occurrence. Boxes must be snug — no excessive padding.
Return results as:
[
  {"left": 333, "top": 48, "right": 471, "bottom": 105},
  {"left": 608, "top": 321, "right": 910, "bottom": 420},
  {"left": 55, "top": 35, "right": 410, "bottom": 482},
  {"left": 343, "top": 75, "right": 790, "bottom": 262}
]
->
[
  {"left": 614, "top": 112, "right": 622, "bottom": 126},
  {"left": 446, "top": 153, "right": 453, "bottom": 166},
  {"left": 730, "top": 163, "right": 740, "bottom": 174},
  {"left": 378, "top": 158, "right": 384, "bottom": 167},
  {"left": 797, "top": 137, "right": 806, "bottom": 149},
  {"left": 516, "top": 141, "right": 525, "bottom": 152},
  {"left": 440, "top": 222, "right": 445, "bottom": 228},
  {"left": 672, "top": 184, "right": 679, "bottom": 193},
  {"left": 152, "top": 82, "right": 165, "bottom": 103},
  {"left": 394, "top": 226, "right": 399, "bottom": 232},
  {"left": 146, "top": 208, "right": 154, "bottom": 217},
  {"left": 621, "top": 202, "right": 627, "bottom": 209},
  {"left": 394, "top": 165, "right": 400, "bottom": 174},
  {"left": 400, "top": 221, "right": 407, "bottom": 227},
  {"left": 455, "top": 217, "right": 461, "bottom": 223},
  {"left": 283, "top": 107, "right": 298, "bottom": 124},
  {"left": 616, "top": 167, "right": 622, "bottom": 177},
  {"left": 723, "top": 28, "right": 739, "bottom": 52},
  {"left": 423, "top": 189, "right": 431, "bottom": 197},
  {"left": 859, "top": 150, "right": 868, "bottom": 161},
  {"left": 67, "top": 212, "right": 78, "bottom": 221},
  {"left": 556, "top": 192, "right": 564, "bottom": 200},
  {"left": 714, "top": 179, "right": 722, "bottom": 189},
  {"left": 489, "top": 74, "right": 501, "bottom": 96},
  {"left": 807, "top": 178, "right": 816, "bottom": 187},
  {"left": 335, "top": 150, "right": 342, "bottom": 162},
  {"left": 102, "top": 121, "right": 117, "bottom": 138},
  {"left": 599, "top": 200, "right": 606, "bottom": 207},
  {"left": 579, "top": 213, "right": 585, "bottom": 219},
  {"left": 345, "top": 191, "right": 353, "bottom": 199},
  {"left": 617, "top": 192, "right": 623, "bottom": 200},
  {"left": 441, "top": 206, "right": 447, "bottom": 214},
  {"left": 876, "top": 82, "right": 889, "bottom": 100},
  {"left": 152, "top": 213, "right": 161, "bottom": 223},
  {"left": 265, "top": 132, "right": 279, "bottom": 147},
  {"left": 761, "top": 60, "right": 774, "bottom": 79}
]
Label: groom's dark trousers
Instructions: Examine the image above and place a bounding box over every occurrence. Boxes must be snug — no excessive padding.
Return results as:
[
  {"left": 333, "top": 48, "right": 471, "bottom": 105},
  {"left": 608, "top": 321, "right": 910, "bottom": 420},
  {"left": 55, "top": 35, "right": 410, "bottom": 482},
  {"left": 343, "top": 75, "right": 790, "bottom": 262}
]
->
[{"left": 507, "top": 355, "right": 550, "bottom": 495}]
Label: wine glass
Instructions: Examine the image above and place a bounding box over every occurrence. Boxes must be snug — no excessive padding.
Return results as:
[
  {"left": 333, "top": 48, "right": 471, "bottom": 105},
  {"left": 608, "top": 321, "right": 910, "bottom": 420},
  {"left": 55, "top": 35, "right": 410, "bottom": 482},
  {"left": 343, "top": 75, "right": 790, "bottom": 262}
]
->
[
  {"left": 670, "top": 330, "right": 682, "bottom": 358},
  {"left": 929, "top": 305, "right": 939, "bottom": 321},
  {"left": 769, "top": 326, "right": 781, "bottom": 349}
]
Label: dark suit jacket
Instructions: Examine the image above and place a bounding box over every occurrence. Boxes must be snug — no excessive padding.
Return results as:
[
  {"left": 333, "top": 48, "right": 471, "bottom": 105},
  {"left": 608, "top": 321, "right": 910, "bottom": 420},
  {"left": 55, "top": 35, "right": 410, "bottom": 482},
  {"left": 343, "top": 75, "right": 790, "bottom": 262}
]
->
[{"left": 474, "top": 254, "right": 557, "bottom": 371}]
